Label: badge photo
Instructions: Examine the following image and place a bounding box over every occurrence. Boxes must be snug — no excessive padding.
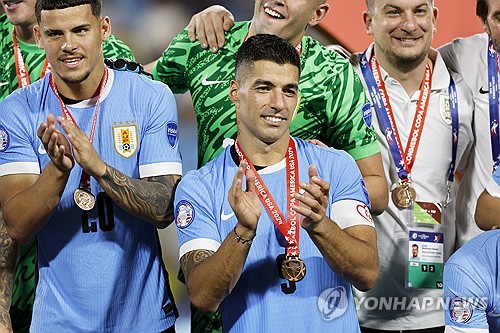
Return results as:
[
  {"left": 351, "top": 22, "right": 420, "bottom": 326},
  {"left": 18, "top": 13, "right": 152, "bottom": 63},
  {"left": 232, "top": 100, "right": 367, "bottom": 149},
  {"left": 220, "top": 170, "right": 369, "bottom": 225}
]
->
[{"left": 113, "top": 124, "right": 138, "bottom": 158}]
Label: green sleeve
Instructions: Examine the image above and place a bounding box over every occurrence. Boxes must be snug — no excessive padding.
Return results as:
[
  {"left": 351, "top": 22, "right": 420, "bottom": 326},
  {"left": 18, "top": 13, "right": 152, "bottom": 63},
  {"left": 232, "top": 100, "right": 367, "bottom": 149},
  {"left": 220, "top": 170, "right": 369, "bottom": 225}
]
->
[
  {"left": 152, "top": 28, "right": 192, "bottom": 94},
  {"left": 103, "top": 34, "right": 135, "bottom": 61}
]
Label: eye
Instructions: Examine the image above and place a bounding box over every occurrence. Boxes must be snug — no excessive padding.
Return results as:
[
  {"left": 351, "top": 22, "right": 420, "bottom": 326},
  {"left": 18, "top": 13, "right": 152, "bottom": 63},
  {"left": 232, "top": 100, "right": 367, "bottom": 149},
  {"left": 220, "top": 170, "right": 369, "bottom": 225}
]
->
[
  {"left": 47, "top": 31, "right": 62, "bottom": 38},
  {"left": 256, "top": 86, "right": 270, "bottom": 91},
  {"left": 74, "top": 28, "right": 88, "bottom": 35},
  {"left": 284, "top": 89, "right": 298, "bottom": 97}
]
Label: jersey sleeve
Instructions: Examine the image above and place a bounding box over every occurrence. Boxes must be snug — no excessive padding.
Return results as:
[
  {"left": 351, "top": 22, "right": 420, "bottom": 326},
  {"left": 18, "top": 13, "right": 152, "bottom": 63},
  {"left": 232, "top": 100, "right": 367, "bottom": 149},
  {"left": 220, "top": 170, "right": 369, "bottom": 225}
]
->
[
  {"left": 444, "top": 262, "right": 490, "bottom": 331},
  {"left": 174, "top": 172, "right": 222, "bottom": 259},
  {"left": 326, "top": 59, "right": 379, "bottom": 160},
  {"left": 103, "top": 34, "right": 135, "bottom": 61},
  {"left": 138, "top": 82, "right": 182, "bottom": 177},
  {"left": 152, "top": 28, "right": 191, "bottom": 94},
  {"left": 0, "top": 91, "right": 39, "bottom": 176},
  {"left": 438, "top": 41, "right": 460, "bottom": 74},
  {"left": 327, "top": 150, "right": 374, "bottom": 229}
]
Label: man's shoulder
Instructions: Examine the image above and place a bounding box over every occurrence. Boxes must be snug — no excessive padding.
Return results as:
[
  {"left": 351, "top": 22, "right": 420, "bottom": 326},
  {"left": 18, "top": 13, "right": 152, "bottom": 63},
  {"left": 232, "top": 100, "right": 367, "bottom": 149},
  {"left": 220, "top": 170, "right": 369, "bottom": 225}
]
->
[
  {"left": 302, "top": 36, "right": 352, "bottom": 73},
  {"left": 448, "top": 231, "right": 500, "bottom": 270}
]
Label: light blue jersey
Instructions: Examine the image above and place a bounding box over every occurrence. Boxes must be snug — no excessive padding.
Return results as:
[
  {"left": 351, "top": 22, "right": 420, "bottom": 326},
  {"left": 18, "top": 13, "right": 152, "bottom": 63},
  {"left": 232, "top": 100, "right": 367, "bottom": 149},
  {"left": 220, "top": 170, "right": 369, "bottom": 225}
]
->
[
  {"left": 0, "top": 70, "right": 181, "bottom": 332},
  {"left": 444, "top": 230, "right": 500, "bottom": 333},
  {"left": 175, "top": 138, "right": 374, "bottom": 332}
]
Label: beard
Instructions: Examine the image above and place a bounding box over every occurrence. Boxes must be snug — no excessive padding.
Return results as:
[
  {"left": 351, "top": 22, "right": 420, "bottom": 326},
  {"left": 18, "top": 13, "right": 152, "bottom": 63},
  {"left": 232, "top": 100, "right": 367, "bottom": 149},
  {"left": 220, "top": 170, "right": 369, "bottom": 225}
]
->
[
  {"left": 382, "top": 47, "right": 429, "bottom": 73},
  {"left": 59, "top": 69, "right": 92, "bottom": 84}
]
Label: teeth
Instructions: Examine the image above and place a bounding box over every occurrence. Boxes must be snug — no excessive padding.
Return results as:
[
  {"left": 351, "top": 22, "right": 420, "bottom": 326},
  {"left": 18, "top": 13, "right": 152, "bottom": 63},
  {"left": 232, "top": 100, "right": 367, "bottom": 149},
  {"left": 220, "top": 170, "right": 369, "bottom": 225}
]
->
[
  {"left": 5, "top": 1, "right": 21, "bottom": 7},
  {"left": 264, "top": 8, "right": 283, "bottom": 19},
  {"left": 264, "top": 116, "right": 283, "bottom": 123}
]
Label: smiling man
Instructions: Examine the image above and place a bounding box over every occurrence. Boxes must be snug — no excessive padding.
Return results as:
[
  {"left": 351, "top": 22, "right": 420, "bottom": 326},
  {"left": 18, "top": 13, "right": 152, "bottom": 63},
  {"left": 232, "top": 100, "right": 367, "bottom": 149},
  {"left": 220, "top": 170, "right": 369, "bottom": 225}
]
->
[
  {"left": 174, "top": 34, "right": 379, "bottom": 332},
  {"left": 0, "top": 0, "right": 134, "bottom": 332},
  {"left": 0, "top": 0, "right": 181, "bottom": 332}
]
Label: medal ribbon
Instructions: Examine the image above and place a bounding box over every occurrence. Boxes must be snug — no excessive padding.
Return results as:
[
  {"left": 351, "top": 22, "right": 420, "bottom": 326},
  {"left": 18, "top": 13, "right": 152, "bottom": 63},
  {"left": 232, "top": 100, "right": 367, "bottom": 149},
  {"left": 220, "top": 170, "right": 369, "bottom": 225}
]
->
[
  {"left": 48, "top": 68, "right": 109, "bottom": 192},
  {"left": 234, "top": 138, "right": 300, "bottom": 257},
  {"left": 13, "top": 30, "right": 51, "bottom": 88},
  {"left": 487, "top": 40, "right": 500, "bottom": 171},
  {"left": 360, "top": 52, "right": 432, "bottom": 183}
]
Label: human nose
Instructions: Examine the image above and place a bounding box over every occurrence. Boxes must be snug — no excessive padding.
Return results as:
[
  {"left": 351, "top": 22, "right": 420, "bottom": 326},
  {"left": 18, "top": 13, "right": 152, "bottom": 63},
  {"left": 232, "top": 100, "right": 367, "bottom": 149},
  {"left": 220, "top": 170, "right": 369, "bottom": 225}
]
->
[
  {"left": 61, "top": 34, "right": 78, "bottom": 53},
  {"left": 400, "top": 12, "right": 417, "bottom": 32},
  {"left": 269, "top": 90, "right": 286, "bottom": 110}
]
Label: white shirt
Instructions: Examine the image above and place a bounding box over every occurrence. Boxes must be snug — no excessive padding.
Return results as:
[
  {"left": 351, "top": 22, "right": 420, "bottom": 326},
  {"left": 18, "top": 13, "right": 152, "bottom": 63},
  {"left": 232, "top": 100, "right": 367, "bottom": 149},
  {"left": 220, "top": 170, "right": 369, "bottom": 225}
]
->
[
  {"left": 352, "top": 43, "right": 474, "bottom": 330},
  {"left": 439, "top": 33, "right": 491, "bottom": 247}
]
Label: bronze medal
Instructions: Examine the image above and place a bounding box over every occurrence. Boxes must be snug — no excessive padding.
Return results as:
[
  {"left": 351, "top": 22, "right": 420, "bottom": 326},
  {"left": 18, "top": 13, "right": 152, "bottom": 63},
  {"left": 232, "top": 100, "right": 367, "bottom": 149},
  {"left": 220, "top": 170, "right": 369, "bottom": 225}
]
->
[
  {"left": 74, "top": 188, "right": 96, "bottom": 211},
  {"left": 392, "top": 183, "right": 417, "bottom": 209},
  {"left": 281, "top": 256, "right": 306, "bottom": 282}
]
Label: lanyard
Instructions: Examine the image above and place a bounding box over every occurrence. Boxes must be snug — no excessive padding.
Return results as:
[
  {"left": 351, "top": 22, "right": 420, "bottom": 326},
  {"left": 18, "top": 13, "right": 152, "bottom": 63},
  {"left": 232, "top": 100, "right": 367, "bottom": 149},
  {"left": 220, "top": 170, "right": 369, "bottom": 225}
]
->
[
  {"left": 48, "top": 68, "right": 108, "bottom": 193},
  {"left": 234, "top": 138, "right": 300, "bottom": 257},
  {"left": 487, "top": 40, "right": 500, "bottom": 171},
  {"left": 12, "top": 30, "right": 51, "bottom": 88}
]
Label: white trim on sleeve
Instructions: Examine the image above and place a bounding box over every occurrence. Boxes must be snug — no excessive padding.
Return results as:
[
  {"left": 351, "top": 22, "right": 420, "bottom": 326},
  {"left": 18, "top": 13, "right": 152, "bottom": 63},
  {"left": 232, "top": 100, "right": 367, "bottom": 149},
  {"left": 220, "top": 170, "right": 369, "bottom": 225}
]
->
[
  {"left": 139, "top": 162, "right": 182, "bottom": 178},
  {"left": 486, "top": 176, "right": 500, "bottom": 198},
  {"left": 445, "top": 325, "right": 488, "bottom": 333},
  {"left": 0, "top": 162, "right": 40, "bottom": 177},
  {"left": 179, "top": 238, "right": 221, "bottom": 260},
  {"left": 330, "top": 199, "right": 375, "bottom": 229}
]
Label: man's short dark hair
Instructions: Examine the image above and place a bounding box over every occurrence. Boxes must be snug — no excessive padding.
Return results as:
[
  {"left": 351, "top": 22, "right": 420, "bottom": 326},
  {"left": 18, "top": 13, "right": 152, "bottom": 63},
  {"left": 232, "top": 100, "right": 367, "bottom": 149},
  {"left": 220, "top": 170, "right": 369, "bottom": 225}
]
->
[
  {"left": 412, "top": 244, "right": 418, "bottom": 249},
  {"left": 235, "top": 34, "right": 301, "bottom": 80},
  {"left": 35, "top": 0, "right": 102, "bottom": 23},
  {"left": 477, "top": 0, "right": 489, "bottom": 21}
]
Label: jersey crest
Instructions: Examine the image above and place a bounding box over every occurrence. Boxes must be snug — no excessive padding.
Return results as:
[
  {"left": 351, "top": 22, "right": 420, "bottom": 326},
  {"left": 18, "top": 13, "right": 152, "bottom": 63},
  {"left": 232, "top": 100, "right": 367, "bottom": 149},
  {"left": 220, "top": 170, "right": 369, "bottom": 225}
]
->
[{"left": 113, "top": 123, "right": 138, "bottom": 158}]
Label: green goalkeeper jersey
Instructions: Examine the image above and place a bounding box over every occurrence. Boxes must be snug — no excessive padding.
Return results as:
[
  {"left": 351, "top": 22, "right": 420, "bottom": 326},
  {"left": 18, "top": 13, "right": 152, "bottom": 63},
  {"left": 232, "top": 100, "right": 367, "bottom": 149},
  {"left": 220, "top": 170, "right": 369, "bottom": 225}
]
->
[
  {"left": 0, "top": 14, "right": 135, "bottom": 333},
  {"left": 153, "top": 21, "right": 378, "bottom": 168}
]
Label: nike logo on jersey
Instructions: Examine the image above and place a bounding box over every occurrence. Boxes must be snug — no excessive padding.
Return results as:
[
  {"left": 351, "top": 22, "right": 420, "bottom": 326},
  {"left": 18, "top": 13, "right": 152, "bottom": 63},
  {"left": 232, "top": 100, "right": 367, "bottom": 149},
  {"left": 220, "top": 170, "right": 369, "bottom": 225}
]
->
[
  {"left": 201, "top": 75, "right": 228, "bottom": 86},
  {"left": 38, "top": 144, "right": 47, "bottom": 155},
  {"left": 221, "top": 211, "right": 235, "bottom": 221},
  {"left": 479, "top": 86, "right": 489, "bottom": 94},
  {"left": 0, "top": 82, "right": 8, "bottom": 87}
]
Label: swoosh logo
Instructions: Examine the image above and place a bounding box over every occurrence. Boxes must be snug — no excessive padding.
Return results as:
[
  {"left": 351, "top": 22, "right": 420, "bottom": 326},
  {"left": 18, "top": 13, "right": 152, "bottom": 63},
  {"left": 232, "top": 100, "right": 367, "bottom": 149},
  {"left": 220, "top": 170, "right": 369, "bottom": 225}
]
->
[
  {"left": 201, "top": 75, "right": 228, "bottom": 86},
  {"left": 479, "top": 86, "right": 489, "bottom": 94},
  {"left": 38, "top": 144, "right": 47, "bottom": 155},
  {"left": 0, "top": 82, "right": 8, "bottom": 87},
  {"left": 220, "top": 211, "right": 235, "bottom": 221}
]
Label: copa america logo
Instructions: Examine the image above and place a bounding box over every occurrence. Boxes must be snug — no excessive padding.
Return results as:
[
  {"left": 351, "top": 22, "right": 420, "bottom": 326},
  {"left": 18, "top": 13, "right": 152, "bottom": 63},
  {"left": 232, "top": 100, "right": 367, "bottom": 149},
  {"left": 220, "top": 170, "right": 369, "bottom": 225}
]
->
[{"left": 317, "top": 286, "right": 349, "bottom": 321}]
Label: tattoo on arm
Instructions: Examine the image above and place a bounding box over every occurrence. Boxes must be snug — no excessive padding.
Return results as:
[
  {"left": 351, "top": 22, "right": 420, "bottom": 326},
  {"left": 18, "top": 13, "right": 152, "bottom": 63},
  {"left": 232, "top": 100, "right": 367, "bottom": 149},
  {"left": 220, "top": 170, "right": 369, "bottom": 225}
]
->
[
  {"left": 180, "top": 249, "right": 215, "bottom": 282},
  {"left": 0, "top": 212, "right": 16, "bottom": 331},
  {"left": 101, "top": 165, "right": 179, "bottom": 223}
]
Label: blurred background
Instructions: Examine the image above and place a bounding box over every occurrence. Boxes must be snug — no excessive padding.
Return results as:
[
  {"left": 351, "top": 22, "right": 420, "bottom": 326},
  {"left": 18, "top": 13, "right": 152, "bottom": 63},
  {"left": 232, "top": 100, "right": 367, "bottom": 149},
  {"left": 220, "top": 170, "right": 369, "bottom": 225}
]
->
[{"left": 1, "top": 0, "right": 484, "bottom": 332}]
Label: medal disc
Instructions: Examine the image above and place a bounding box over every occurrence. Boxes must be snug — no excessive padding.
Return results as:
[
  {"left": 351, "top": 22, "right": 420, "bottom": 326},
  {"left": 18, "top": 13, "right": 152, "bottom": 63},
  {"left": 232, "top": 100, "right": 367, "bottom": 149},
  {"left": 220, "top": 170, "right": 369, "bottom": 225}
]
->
[
  {"left": 392, "top": 183, "right": 417, "bottom": 209},
  {"left": 74, "top": 188, "right": 96, "bottom": 211},
  {"left": 281, "top": 257, "right": 306, "bottom": 282}
]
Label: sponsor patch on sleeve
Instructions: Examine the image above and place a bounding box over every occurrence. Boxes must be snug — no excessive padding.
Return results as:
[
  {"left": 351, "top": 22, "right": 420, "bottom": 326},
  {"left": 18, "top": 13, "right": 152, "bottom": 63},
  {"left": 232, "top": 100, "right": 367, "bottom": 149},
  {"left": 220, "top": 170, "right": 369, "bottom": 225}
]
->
[
  {"left": 0, "top": 125, "right": 10, "bottom": 152},
  {"left": 175, "top": 200, "right": 195, "bottom": 229},
  {"left": 166, "top": 121, "right": 178, "bottom": 148},
  {"left": 361, "top": 102, "right": 373, "bottom": 128}
]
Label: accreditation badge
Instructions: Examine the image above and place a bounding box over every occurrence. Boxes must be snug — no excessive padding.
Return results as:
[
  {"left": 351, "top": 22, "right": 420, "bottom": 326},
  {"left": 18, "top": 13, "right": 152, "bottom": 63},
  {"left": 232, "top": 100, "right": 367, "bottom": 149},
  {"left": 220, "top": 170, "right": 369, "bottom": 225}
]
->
[{"left": 406, "top": 202, "right": 444, "bottom": 289}]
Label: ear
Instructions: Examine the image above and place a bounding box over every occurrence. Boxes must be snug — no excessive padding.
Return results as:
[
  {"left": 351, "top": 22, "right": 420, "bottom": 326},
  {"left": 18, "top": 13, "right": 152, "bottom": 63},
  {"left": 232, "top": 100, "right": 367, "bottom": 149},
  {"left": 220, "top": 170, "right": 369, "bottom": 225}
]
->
[
  {"left": 100, "top": 16, "right": 111, "bottom": 42},
  {"left": 308, "top": 3, "right": 330, "bottom": 27},
  {"left": 229, "top": 80, "right": 240, "bottom": 107},
  {"left": 432, "top": 6, "right": 439, "bottom": 34},
  {"left": 363, "top": 11, "right": 374, "bottom": 36},
  {"left": 33, "top": 25, "right": 44, "bottom": 50}
]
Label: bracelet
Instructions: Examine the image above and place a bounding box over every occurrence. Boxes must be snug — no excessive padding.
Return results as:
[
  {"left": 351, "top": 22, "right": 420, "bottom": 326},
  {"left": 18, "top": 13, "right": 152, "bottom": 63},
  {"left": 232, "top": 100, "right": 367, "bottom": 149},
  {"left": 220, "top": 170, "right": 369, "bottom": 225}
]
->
[{"left": 233, "top": 226, "right": 255, "bottom": 245}]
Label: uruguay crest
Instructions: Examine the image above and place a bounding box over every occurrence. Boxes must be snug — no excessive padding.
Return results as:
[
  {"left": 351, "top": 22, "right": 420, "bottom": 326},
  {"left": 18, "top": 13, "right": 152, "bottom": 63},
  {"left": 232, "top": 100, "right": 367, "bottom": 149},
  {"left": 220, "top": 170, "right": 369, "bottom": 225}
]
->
[{"left": 113, "top": 124, "right": 138, "bottom": 158}]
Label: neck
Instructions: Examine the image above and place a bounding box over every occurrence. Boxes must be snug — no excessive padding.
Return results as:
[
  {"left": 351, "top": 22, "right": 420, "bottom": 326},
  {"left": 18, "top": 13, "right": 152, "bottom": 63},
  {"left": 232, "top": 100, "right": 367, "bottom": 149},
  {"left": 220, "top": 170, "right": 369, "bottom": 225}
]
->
[
  {"left": 374, "top": 46, "right": 432, "bottom": 97},
  {"left": 237, "top": 133, "right": 290, "bottom": 167},
  {"left": 53, "top": 62, "right": 106, "bottom": 101},
  {"left": 247, "top": 22, "right": 304, "bottom": 51},
  {"left": 14, "top": 23, "right": 36, "bottom": 44}
]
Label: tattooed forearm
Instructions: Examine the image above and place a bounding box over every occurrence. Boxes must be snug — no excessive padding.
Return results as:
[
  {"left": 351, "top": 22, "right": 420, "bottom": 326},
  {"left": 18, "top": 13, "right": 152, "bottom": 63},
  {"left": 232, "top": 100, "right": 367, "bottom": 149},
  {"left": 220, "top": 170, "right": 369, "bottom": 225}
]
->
[
  {"left": 99, "top": 165, "right": 180, "bottom": 227},
  {"left": 180, "top": 249, "right": 214, "bottom": 282},
  {"left": 0, "top": 210, "right": 16, "bottom": 332}
]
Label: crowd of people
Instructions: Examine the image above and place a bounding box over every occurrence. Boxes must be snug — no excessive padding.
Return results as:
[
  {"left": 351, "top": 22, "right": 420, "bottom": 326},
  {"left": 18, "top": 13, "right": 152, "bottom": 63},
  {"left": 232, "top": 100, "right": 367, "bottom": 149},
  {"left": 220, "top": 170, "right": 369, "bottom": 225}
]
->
[{"left": 0, "top": 0, "right": 499, "bottom": 332}]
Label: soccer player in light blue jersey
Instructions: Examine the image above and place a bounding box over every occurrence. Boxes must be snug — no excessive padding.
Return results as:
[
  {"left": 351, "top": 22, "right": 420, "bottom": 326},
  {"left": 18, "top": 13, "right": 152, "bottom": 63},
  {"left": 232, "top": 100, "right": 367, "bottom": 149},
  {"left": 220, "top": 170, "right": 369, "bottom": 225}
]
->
[
  {"left": 174, "top": 34, "right": 379, "bottom": 332},
  {"left": 444, "top": 167, "right": 500, "bottom": 333},
  {"left": 0, "top": 0, "right": 181, "bottom": 332}
]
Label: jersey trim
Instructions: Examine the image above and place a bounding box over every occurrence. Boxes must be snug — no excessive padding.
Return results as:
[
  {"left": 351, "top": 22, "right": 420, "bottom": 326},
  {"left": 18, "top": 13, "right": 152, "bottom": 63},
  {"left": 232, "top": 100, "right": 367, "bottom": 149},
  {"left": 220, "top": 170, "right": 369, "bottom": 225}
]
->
[
  {"left": 139, "top": 162, "right": 182, "bottom": 178},
  {"left": 444, "top": 326, "right": 488, "bottom": 333},
  {"left": 330, "top": 199, "right": 374, "bottom": 229},
  {"left": 0, "top": 162, "right": 39, "bottom": 176},
  {"left": 179, "top": 238, "right": 221, "bottom": 259}
]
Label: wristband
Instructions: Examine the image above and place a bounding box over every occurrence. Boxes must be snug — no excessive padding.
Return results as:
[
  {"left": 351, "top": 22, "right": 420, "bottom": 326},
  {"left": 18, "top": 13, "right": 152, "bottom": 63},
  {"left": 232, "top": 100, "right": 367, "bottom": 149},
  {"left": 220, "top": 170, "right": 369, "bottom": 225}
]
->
[{"left": 233, "top": 226, "right": 255, "bottom": 245}]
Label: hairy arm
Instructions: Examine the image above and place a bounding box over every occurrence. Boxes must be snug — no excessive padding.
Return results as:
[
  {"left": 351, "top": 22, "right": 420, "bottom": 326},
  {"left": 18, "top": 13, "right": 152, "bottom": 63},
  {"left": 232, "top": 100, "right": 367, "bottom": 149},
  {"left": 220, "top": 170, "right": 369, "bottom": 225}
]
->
[
  {"left": 0, "top": 212, "right": 15, "bottom": 333},
  {"left": 96, "top": 165, "right": 181, "bottom": 228},
  {"left": 356, "top": 153, "right": 388, "bottom": 215}
]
